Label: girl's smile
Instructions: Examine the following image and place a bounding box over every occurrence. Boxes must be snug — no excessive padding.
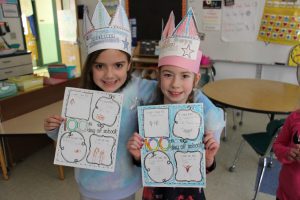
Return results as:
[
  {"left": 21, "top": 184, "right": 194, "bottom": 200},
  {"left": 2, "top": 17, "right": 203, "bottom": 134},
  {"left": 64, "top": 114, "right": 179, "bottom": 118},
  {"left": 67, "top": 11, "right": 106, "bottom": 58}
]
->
[
  {"left": 160, "top": 65, "right": 199, "bottom": 104},
  {"left": 92, "top": 49, "right": 131, "bottom": 93}
]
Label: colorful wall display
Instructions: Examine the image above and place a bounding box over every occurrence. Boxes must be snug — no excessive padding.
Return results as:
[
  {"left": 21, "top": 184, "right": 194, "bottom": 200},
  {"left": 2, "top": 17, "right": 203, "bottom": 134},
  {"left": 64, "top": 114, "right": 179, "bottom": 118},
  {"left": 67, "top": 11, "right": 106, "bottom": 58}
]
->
[{"left": 258, "top": 0, "right": 300, "bottom": 45}]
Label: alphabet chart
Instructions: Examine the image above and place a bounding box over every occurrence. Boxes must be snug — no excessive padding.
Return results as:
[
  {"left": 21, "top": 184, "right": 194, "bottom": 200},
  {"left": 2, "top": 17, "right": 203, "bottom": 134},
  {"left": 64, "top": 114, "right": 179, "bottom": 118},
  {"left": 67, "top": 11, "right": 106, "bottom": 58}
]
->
[
  {"left": 138, "top": 103, "right": 206, "bottom": 188},
  {"left": 54, "top": 87, "right": 123, "bottom": 172}
]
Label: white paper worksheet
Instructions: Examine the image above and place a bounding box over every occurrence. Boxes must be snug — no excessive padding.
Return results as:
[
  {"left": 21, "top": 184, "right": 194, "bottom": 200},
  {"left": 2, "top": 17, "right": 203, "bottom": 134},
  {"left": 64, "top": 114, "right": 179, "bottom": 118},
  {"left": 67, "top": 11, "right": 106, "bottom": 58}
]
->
[
  {"left": 54, "top": 87, "right": 123, "bottom": 172},
  {"left": 138, "top": 103, "right": 206, "bottom": 188}
]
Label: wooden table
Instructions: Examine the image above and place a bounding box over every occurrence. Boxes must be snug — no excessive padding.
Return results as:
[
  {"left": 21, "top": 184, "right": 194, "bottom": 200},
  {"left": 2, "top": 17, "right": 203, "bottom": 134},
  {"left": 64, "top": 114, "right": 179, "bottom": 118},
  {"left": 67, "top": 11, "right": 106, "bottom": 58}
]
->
[
  {"left": 0, "top": 78, "right": 80, "bottom": 180},
  {"left": 0, "top": 101, "right": 63, "bottom": 180},
  {"left": 1, "top": 101, "right": 62, "bottom": 134},
  {"left": 202, "top": 79, "right": 300, "bottom": 119}
]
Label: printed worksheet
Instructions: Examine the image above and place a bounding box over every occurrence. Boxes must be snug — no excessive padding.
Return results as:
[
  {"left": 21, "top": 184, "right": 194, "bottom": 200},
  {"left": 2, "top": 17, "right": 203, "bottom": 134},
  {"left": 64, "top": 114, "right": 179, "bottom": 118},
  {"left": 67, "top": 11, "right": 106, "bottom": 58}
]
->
[
  {"left": 138, "top": 103, "right": 206, "bottom": 188},
  {"left": 54, "top": 87, "right": 123, "bottom": 172}
]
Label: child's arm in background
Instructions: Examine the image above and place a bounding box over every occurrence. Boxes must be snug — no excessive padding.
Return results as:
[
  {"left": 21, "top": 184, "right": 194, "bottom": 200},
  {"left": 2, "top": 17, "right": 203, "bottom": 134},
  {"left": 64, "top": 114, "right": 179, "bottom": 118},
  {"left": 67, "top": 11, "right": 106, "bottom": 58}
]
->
[
  {"left": 286, "top": 144, "right": 300, "bottom": 162},
  {"left": 203, "top": 131, "right": 219, "bottom": 171},
  {"left": 127, "top": 132, "right": 144, "bottom": 162},
  {"left": 273, "top": 113, "right": 300, "bottom": 164},
  {"left": 194, "top": 90, "right": 225, "bottom": 143},
  {"left": 44, "top": 115, "right": 65, "bottom": 140}
]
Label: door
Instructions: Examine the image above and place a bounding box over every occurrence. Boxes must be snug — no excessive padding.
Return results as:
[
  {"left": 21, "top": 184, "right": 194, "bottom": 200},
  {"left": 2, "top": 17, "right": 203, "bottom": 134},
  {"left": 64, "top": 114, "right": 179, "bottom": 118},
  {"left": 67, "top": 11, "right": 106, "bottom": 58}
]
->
[
  {"left": 34, "top": 0, "right": 61, "bottom": 66},
  {"left": 56, "top": 0, "right": 81, "bottom": 76}
]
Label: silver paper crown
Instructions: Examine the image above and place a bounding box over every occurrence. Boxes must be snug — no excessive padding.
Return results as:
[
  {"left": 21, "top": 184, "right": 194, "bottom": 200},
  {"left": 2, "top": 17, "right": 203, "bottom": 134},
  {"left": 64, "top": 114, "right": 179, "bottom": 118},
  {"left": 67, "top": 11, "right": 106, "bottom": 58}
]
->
[{"left": 83, "top": 0, "right": 131, "bottom": 55}]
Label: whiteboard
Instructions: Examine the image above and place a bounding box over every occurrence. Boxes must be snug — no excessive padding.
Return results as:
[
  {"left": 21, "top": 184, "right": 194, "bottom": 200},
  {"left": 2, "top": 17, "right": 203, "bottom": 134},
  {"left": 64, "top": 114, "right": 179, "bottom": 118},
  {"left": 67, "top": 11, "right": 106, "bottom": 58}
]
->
[{"left": 188, "top": 0, "right": 294, "bottom": 65}]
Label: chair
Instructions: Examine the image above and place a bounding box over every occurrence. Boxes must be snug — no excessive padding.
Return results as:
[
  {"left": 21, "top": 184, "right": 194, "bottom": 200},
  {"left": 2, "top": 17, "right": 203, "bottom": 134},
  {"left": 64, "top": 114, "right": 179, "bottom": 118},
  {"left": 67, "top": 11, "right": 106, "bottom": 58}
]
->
[
  {"left": 297, "top": 65, "right": 300, "bottom": 85},
  {"left": 228, "top": 118, "right": 285, "bottom": 200},
  {"left": 199, "top": 72, "right": 211, "bottom": 88},
  {"left": 232, "top": 109, "right": 244, "bottom": 130}
]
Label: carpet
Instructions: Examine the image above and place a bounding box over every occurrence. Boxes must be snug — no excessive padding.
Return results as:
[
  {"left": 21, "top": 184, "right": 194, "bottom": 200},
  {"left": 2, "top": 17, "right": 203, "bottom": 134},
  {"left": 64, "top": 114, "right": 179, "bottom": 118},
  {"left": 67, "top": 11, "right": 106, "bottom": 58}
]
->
[{"left": 255, "top": 158, "right": 281, "bottom": 196}]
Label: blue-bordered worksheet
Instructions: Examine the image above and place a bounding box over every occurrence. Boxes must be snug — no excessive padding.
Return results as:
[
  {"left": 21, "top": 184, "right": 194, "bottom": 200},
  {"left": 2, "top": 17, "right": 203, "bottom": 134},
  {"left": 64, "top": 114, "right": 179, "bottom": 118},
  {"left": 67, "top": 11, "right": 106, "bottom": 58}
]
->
[
  {"left": 138, "top": 103, "right": 206, "bottom": 188},
  {"left": 54, "top": 87, "right": 123, "bottom": 172}
]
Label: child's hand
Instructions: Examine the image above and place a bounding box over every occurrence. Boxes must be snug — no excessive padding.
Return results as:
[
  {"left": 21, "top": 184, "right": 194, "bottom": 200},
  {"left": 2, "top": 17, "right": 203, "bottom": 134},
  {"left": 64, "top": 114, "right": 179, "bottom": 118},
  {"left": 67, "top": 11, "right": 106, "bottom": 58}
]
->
[
  {"left": 44, "top": 115, "right": 65, "bottom": 131},
  {"left": 203, "top": 131, "right": 220, "bottom": 167},
  {"left": 287, "top": 144, "right": 300, "bottom": 162},
  {"left": 127, "top": 132, "right": 144, "bottom": 161}
]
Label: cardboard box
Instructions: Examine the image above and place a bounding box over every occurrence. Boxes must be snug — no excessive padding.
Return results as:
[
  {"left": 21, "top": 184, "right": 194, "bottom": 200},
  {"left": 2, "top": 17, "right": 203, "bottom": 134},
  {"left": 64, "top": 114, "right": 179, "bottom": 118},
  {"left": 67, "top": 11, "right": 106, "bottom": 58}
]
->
[
  {"left": 8, "top": 75, "right": 43, "bottom": 92},
  {"left": 48, "top": 65, "right": 76, "bottom": 79},
  {"left": 0, "top": 81, "right": 17, "bottom": 99}
]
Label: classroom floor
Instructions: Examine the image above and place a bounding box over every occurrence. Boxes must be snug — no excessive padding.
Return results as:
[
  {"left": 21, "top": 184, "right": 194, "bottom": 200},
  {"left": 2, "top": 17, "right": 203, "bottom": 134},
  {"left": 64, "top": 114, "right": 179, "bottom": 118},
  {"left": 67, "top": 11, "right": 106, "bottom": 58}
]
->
[{"left": 0, "top": 110, "right": 284, "bottom": 200}]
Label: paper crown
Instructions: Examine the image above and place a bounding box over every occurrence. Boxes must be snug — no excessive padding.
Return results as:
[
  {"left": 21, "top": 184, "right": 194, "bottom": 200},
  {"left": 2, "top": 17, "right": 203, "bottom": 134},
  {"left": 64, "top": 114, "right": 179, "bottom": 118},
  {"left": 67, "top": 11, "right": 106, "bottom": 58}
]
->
[
  {"left": 83, "top": 1, "right": 131, "bottom": 55},
  {"left": 158, "top": 8, "right": 202, "bottom": 74}
]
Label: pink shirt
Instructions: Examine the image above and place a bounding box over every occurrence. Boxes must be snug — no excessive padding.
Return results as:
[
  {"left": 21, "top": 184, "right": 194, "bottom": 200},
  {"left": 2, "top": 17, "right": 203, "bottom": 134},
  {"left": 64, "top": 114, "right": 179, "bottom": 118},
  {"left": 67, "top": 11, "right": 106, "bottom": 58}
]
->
[{"left": 273, "top": 111, "right": 300, "bottom": 200}]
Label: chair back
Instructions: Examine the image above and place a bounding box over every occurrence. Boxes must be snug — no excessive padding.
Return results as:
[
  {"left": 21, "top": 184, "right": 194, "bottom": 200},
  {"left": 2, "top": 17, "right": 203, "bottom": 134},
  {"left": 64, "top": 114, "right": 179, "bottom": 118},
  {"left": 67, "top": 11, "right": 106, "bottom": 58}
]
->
[
  {"left": 199, "top": 73, "right": 210, "bottom": 87},
  {"left": 297, "top": 65, "right": 300, "bottom": 85},
  {"left": 264, "top": 119, "right": 285, "bottom": 156}
]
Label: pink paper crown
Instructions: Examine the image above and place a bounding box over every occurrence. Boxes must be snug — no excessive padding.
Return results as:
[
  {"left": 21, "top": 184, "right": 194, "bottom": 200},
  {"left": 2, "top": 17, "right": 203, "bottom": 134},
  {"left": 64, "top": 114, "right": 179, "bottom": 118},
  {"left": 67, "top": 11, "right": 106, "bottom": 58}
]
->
[
  {"left": 83, "top": 0, "right": 131, "bottom": 55},
  {"left": 158, "top": 8, "right": 202, "bottom": 74}
]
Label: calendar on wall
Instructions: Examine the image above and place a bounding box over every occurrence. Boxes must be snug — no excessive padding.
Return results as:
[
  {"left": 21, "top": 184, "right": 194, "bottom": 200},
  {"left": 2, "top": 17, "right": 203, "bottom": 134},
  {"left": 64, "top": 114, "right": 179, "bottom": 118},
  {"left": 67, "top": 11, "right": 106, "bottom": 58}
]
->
[{"left": 258, "top": 0, "right": 300, "bottom": 45}]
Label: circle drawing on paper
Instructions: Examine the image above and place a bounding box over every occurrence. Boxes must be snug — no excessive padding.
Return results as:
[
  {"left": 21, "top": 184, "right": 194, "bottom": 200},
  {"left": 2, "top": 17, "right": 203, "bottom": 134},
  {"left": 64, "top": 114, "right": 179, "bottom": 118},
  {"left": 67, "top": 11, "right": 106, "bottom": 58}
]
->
[
  {"left": 144, "top": 151, "right": 173, "bottom": 183},
  {"left": 59, "top": 131, "right": 87, "bottom": 163}
]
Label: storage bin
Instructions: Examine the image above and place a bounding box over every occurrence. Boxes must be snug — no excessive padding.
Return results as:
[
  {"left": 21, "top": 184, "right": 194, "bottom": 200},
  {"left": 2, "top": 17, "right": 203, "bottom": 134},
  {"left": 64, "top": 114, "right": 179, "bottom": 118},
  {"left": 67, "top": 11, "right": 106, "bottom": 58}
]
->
[
  {"left": 8, "top": 75, "right": 44, "bottom": 92},
  {"left": 0, "top": 81, "right": 17, "bottom": 99},
  {"left": 48, "top": 65, "right": 76, "bottom": 79}
]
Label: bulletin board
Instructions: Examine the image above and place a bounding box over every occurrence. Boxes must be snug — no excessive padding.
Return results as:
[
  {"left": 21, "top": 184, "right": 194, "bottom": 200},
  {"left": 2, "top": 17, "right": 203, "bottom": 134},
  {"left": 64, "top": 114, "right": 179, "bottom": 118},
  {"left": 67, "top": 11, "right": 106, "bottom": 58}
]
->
[
  {"left": 188, "top": 0, "right": 299, "bottom": 65},
  {"left": 128, "top": 0, "right": 187, "bottom": 41}
]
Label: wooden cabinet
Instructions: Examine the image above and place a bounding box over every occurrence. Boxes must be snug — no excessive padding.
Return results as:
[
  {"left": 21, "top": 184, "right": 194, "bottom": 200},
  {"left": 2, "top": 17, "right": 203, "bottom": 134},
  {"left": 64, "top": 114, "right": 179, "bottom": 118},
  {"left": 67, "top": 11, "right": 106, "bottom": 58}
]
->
[
  {"left": 0, "top": 77, "right": 80, "bottom": 121},
  {"left": 0, "top": 78, "right": 80, "bottom": 172},
  {"left": 0, "top": 52, "right": 32, "bottom": 80}
]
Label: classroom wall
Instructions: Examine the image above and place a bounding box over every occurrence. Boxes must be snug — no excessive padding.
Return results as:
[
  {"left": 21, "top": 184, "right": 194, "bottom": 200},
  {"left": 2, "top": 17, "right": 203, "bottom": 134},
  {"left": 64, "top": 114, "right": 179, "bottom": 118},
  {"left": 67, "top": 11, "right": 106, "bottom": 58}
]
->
[
  {"left": 76, "top": 0, "right": 298, "bottom": 85},
  {"left": 213, "top": 62, "right": 297, "bottom": 85}
]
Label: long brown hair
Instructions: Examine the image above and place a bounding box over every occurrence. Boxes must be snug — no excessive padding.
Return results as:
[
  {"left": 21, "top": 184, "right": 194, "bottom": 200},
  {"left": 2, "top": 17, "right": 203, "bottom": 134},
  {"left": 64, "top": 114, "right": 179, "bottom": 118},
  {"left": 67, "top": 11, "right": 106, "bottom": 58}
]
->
[{"left": 80, "top": 49, "right": 132, "bottom": 91}]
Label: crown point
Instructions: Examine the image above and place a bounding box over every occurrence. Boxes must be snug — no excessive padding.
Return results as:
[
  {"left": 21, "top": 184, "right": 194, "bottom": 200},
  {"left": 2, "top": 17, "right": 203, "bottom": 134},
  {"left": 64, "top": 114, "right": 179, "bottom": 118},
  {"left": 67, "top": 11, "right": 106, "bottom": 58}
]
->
[
  {"left": 162, "top": 11, "right": 175, "bottom": 40},
  {"left": 91, "top": 1, "right": 111, "bottom": 29},
  {"left": 173, "top": 8, "right": 199, "bottom": 39},
  {"left": 110, "top": 3, "right": 130, "bottom": 31},
  {"left": 83, "top": 6, "right": 94, "bottom": 36}
]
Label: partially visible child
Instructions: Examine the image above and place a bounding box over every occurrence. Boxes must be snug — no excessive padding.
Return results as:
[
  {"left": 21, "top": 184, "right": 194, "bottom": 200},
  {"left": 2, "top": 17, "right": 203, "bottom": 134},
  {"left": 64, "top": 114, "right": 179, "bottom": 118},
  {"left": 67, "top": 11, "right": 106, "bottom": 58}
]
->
[
  {"left": 127, "top": 9, "right": 224, "bottom": 200},
  {"left": 273, "top": 110, "right": 300, "bottom": 200},
  {"left": 44, "top": 2, "right": 158, "bottom": 200}
]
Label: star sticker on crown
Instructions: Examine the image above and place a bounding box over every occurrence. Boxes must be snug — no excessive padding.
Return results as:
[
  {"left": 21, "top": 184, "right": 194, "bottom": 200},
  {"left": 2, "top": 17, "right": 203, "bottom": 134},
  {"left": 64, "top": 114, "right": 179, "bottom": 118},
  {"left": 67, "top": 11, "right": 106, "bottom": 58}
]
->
[
  {"left": 158, "top": 8, "right": 202, "bottom": 74},
  {"left": 182, "top": 44, "right": 194, "bottom": 58},
  {"left": 122, "top": 37, "right": 129, "bottom": 50}
]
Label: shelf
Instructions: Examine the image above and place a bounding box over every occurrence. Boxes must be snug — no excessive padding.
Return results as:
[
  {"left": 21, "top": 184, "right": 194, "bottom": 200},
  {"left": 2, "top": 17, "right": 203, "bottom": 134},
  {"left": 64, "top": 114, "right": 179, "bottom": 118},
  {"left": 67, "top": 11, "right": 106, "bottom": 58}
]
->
[{"left": 0, "top": 77, "right": 80, "bottom": 121}]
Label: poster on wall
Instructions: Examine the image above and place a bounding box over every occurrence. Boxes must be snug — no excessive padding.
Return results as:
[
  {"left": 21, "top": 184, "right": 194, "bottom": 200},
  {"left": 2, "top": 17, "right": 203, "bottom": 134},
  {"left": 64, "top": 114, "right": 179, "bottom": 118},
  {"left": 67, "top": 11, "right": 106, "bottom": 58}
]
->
[
  {"left": 138, "top": 103, "right": 206, "bottom": 188},
  {"left": 54, "top": 87, "right": 123, "bottom": 172},
  {"left": 221, "top": 0, "right": 259, "bottom": 42},
  {"left": 258, "top": 0, "right": 300, "bottom": 45},
  {"left": 57, "top": 10, "right": 77, "bottom": 42},
  {"left": 201, "top": 0, "right": 222, "bottom": 31}
]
